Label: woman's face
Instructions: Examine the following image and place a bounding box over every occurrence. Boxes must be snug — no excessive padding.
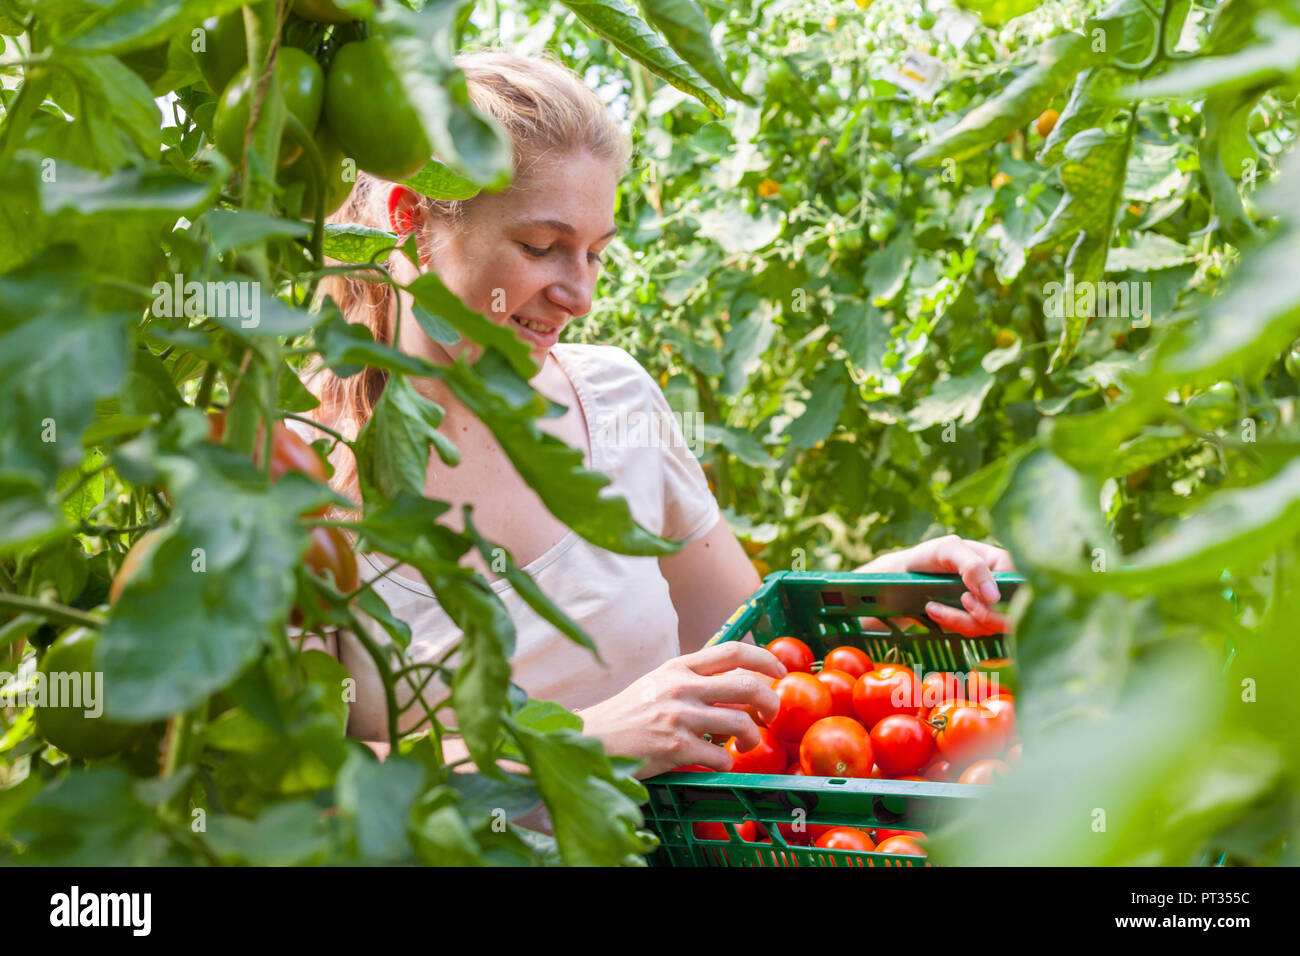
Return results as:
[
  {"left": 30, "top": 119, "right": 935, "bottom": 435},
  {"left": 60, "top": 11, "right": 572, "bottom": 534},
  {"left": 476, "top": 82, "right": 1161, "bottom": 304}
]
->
[{"left": 398, "top": 149, "right": 620, "bottom": 367}]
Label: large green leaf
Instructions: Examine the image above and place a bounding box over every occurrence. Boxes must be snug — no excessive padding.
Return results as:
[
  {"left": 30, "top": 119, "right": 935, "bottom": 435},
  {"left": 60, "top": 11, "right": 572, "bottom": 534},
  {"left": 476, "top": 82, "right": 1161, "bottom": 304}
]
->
[{"left": 561, "top": 0, "right": 725, "bottom": 117}]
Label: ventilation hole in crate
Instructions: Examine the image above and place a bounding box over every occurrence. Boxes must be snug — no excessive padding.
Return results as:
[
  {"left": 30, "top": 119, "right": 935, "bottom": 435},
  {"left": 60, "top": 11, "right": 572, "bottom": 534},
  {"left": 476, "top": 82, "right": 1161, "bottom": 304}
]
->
[
  {"left": 859, "top": 595, "right": 877, "bottom": 604},
  {"left": 821, "top": 590, "right": 845, "bottom": 607}
]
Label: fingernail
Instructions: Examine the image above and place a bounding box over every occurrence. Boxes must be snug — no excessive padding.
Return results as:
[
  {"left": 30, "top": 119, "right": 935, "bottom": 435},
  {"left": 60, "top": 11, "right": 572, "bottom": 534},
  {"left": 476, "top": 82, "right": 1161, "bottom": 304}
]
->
[{"left": 980, "top": 581, "right": 1000, "bottom": 603}]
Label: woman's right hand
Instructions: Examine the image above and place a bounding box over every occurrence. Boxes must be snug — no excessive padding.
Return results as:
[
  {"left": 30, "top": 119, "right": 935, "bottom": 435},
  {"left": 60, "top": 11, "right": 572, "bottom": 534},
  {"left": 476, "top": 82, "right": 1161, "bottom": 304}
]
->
[{"left": 576, "top": 643, "right": 787, "bottom": 779}]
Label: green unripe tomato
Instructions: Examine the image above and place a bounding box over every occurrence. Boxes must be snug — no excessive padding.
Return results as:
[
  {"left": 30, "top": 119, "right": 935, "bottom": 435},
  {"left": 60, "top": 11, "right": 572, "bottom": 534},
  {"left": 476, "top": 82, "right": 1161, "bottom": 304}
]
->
[
  {"left": 214, "top": 46, "right": 325, "bottom": 166},
  {"left": 918, "top": 11, "right": 937, "bottom": 30},
  {"left": 195, "top": 13, "right": 246, "bottom": 95},
  {"left": 868, "top": 155, "right": 893, "bottom": 179},
  {"left": 816, "top": 87, "right": 840, "bottom": 112},
  {"left": 870, "top": 122, "right": 892, "bottom": 145},
  {"left": 780, "top": 181, "right": 802, "bottom": 205},
  {"left": 1285, "top": 345, "right": 1300, "bottom": 381},
  {"left": 835, "top": 192, "right": 857, "bottom": 215},
  {"left": 838, "top": 226, "right": 864, "bottom": 251},
  {"left": 324, "top": 38, "right": 432, "bottom": 181},
  {"left": 35, "top": 629, "right": 143, "bottom": 759},
  {"left": 868, "top": 220, "right": 890, "bottom": 243},
  {"left": 1248, "top": 106, "right": 1268, "bottom": 134}
]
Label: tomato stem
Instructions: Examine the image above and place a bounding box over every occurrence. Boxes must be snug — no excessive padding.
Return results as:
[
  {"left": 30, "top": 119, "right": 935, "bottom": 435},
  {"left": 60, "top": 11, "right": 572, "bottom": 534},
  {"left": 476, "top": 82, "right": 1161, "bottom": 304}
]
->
[{"left": 0, "top": 593, "right": 103, "bottom": 629}]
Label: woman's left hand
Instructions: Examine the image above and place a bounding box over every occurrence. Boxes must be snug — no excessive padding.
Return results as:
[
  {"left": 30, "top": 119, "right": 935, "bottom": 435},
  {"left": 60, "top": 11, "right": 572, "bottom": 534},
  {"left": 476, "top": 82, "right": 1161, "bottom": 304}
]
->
[{"left": 856, "top": 535, "right": 1017, "bottom": 637}]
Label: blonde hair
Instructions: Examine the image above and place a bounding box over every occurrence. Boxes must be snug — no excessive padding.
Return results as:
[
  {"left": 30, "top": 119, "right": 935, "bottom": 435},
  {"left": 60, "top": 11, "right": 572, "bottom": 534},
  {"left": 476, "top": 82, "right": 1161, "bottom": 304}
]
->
[{"left": 306, "top": 50, "right": 631, "bottom": 501}]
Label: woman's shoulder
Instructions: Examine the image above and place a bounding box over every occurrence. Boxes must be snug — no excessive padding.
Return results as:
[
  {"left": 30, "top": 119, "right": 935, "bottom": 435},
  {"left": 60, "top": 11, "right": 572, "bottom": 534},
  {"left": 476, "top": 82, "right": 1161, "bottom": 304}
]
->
[{"left": 553, "top": 342, "right": 657, "bottom": 408}]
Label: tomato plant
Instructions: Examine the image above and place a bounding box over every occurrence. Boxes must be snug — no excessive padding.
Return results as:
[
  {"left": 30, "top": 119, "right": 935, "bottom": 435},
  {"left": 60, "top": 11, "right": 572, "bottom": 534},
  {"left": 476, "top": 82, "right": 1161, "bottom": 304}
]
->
[
  {"left": 214, "top": 47, "right": 324, "bottom": 166},
  {"left": 34, "top": 630, "right": 146, "bottom": 759}
]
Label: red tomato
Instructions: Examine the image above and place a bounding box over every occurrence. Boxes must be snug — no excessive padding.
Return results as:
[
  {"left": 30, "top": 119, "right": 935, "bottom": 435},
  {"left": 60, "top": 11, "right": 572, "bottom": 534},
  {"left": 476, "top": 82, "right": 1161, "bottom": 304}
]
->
[
  {"left": 799, "top": 716, "right": 874, "bottom": 777},
  {"left": 724, "top": 726, "right": 788, "bottom": 774},
  {"left": 928, "top": 700, "right": 962, "bottom": 736},
  {"left": 896, "top": 775, "right": 927, "bottom": 781},
  {"left": 766, "top": 636, "right": 815, "bottom": 673},
  {"left": 776, "top": 821, "right": 811, "bottom": 845},
  {"left": 823, "top": 645, "right": 873, "bottom": 679},
  {"left": 768, "top": 673, "right": 833, "bottom": 743},
  {"left": 923, "top": 759, "right": 957, "bottom": 782},
  {"left": 920, "top": 671, "right": 965, "bottom": 717},
  {"left": 934, "top": 704, "right": 1007, "bottom": 765},
  {"left": 852, "top": 665, "right": 922, "bottom": 729},
  {"left": 874, "top": 828, "right": 925, "bottom": 843},
  {"left": 959, "top": 758, "right": 1010, "bottom": 785},
  {"left": 816, "top": 668, "right": 857, "bottom": 718},
  {"left": 814, "top": 827, "right": 876, "bottom": 852},
  {"left": 982, "top": 695, "right": 1017, "bottom": 745},
  {"left": 785, "top": 761, "right": 803, "bottom": 774},
  {"left": 966, "top": 666, "right": 1013, "bottom": 703},
  {"left": 876, "top": 835, "right": 926, "bottom": 856},
  {"left": 670, "top": 765, "right": 712, "bottom": 772},
  {"left": 869, "top": 714, "right": 935, "bottom": 777},
  {"left": 693, "top": 820, "right": 757, "bottom": 842},
  {"left": 870, "top": 763, "right": 886, "bottom": 778},
  {"left": 1006, "top": 743, "right": 1023, "bottom": 764}
]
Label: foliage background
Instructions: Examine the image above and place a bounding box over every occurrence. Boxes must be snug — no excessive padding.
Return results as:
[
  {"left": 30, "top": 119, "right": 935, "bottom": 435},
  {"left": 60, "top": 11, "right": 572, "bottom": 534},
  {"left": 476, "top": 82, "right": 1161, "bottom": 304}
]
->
[{"left": 0, "top": 0, "right": 1297, "bottom": 865}]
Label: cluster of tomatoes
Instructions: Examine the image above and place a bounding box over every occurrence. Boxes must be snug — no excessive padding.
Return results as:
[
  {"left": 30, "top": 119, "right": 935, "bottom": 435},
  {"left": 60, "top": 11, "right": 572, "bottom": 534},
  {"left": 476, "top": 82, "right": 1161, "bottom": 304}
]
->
[{"left": 681, "top": 635, "right": 1020, "bottom": 858}]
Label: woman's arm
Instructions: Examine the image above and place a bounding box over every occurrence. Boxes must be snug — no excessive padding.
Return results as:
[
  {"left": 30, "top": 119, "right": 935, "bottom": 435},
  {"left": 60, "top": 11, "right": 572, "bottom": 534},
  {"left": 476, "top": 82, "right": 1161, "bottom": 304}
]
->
[{"left": 658, "top": 516, "right": 763, "bottom": 654}]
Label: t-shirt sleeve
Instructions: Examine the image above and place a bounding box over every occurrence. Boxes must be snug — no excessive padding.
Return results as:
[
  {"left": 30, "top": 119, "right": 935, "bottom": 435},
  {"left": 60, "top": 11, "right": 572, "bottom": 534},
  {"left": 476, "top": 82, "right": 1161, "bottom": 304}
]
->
[{"left": 634, "top": 360, "right": 721, "bottom": 545}]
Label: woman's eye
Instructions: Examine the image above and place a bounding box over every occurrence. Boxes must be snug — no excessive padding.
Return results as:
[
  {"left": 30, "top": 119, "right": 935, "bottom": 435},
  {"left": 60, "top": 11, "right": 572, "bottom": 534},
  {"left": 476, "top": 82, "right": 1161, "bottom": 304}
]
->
[
  {"left": 521, "top": 243, "right": 549, "bottom": 257},
  {"left": 588, "top": 251, "right": 604, "bottom": 265}
]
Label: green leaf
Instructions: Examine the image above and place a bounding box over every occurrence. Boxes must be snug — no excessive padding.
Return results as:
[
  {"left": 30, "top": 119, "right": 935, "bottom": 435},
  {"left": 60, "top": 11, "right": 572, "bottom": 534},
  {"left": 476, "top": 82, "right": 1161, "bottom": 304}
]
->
[
  {"left": 315, "top": 307, "right": 441, "bottom": 379},
  {"left": 908, "top": 33, "right": 1093, "bottom": 167},
  {"left": 637, "top": 0, "right": 751, "bottom": 104},
  {"left": 100, "top": 472, "right": 305, "bottom": 721},
  {"left": 695, "top": 200, "right": 782, "bottom": 254},
  {"left": 353, "top": 374, "right": 456, "bottom": 502},
  {"left": 561, "top": 0, "right": 725, "bottom": 117},
  {"left": 1105, "top": 232, "right": 1195, "bottom": 271},
  {"left": 906, "top": 368, "right": 995, "bottom": 431},
  {"left": 941, "top": 437, "right": 1040, "bottom": 508},
  {"left": 786, "top": 363, "right": 845, "bottom": 450},
  {"left": 954, "top": 0, "right": 1040, "bottom": 26},
  {"left": 36, "top": 56, "right": 163, "bottom": 171},
  {"left": 203, "top": 800, "right": 333, "bottom": 865},
  {"left": 406, "top": 272, "right": 536, "bottom": 378},
  {"left": 401, "top": 158, "right": 481, "bottom": 200},
  {"left": 323, "top": 223, "right": 398, "bottom": 264},
  {"left": 505, "top": 715, "right": 655, "bottom": 866},
  {"left": 335, "top": 751, "right": 424, "bottom": 863},
  {"left": 696, "top": 422, "right": 775, "bottom": 468},
  {"left": 203, "top": 207, "right": 312, "bottom": 255},
  {"left": 1126, "top": 15, "right": 1300, "bottom": 99},
  {"left": 60, "top": 0, "right": 251, "bottom": 55}
]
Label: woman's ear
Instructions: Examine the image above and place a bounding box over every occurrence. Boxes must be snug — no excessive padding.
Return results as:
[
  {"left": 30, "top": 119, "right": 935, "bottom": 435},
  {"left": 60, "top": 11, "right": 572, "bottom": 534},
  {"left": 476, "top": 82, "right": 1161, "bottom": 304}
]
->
[{"left": 387, "top": 184, "right": 421, "bottom": 238}]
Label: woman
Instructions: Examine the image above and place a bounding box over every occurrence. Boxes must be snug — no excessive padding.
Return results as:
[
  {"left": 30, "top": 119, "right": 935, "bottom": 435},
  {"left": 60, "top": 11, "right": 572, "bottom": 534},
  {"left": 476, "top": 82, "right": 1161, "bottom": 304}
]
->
[{"left": 297, "top": 51, "right": 1014, "bottom": 781}]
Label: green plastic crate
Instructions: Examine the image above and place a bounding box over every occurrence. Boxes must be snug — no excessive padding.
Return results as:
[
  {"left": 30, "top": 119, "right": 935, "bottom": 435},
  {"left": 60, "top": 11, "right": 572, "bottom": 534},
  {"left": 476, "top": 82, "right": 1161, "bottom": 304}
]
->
[{"left": 643, "top": 570, "right": 1024, "bottom": 868}]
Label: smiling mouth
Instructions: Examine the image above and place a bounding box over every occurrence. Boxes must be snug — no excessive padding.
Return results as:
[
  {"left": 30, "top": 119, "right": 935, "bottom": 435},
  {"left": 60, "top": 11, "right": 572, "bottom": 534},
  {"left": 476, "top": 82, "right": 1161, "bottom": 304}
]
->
[{"left": 511, "top": 315, "right": 557, "bottom": 334}]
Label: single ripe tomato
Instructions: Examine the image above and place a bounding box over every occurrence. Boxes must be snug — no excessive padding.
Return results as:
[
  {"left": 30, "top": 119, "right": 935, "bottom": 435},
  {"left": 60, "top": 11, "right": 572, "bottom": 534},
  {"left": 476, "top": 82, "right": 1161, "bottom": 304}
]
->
[
  {"left": 813, "top": 827, "right": 876, "bottom": 852},
  {"left": 923, "top": 759, "right": 957, "bottom": 782},
  {"left": 799, "top": 716, "right": 874, "bottom": 778},
  {"left": 724, "top": 726, "right": 788, "bottom": 774},
  {"left": 870, "top": 763, "right": 885, "bottom": 779},
  {"left": 693, "top": 820, "right": 757, "bottom": 842},
  {"left": 823, "top": 645, "right": 873, "bottom": 679},
  {"left": 785, "top": 761, "right": 803, "bottom": 775},
  {"left": 934, "top": 704, "right": 1006, "bottom": 765},
  {"left": 816, "top": 668, "right": 857, "bottom": 718},
  {"left": 768, "top": 673, "right": 833, "bottom": 743},
  {"left": 928, "top": 700, "right": 963, "bottom": 737},
  {"left": 875, "top": 835, "right": 926, "bottom": 856},
  {"left": 920, "top": 671, "right": 965, "bottom": 717},
  {"left": 958, "top": 758, "right": 1011, "bottom": 785},
  {"left": 982, "top": 695, "right": 1017, "bottom": 745},
  {"left": 776, "top": 821, "right": 810, "bottom": 845},
  {"left": 208, "top": 412, "right": 329, "bottom": 487},
  {"left": 766, "top": 636, "right": 815, "bottom": 673},
  {"left": 852, "top": 665, "right": 922, "bottom": 730},
  {"left": 869, "top": 714, "right": 935, "bottom": 777},
  {"left": 967, "top": 657, "right": 1016, "bottom": 701},
  {"left": 303, "top": 526, "right": 359, "bottom": 595}
]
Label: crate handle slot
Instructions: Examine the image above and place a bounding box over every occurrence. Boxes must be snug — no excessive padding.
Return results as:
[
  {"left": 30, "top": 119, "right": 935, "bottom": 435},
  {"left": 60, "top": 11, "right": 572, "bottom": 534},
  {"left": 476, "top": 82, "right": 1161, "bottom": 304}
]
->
[
  {"left": 821, "top": 590, "right": 845, "bottom": 608},
  {"left": 871, "top": 795, "right": 906, "bottom": 825},
  {"left": 859, "top": 595, "right": 877, "bottom": 605}
]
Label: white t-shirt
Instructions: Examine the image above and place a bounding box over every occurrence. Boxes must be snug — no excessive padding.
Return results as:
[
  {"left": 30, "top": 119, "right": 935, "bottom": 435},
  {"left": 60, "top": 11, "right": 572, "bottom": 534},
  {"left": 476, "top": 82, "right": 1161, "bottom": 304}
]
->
[{"left": 319, "top": 343, "right": 721, "bottom": 736}]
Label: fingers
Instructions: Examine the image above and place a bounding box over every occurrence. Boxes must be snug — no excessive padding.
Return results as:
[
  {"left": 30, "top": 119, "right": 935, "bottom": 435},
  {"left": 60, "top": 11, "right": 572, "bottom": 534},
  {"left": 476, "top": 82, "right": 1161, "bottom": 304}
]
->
[
  {"left": 700, "top": 669, "right": 781, "bottom": 721},
  {"left": 963, "top": 539, "right": 1018, "bottom": 573},
  {"left": 695, "top": 704, "right": 763, "bottom": 751},
  {"left": 683, "top": 641, "right": 787, "bottom": 681},
  {"left": 678, "top": 739, "right": 734, "bottom": 772},
  {"left": 924, "top": 597, "right": 1008, "bottom": 637}
]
